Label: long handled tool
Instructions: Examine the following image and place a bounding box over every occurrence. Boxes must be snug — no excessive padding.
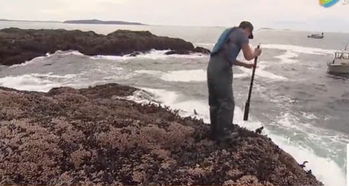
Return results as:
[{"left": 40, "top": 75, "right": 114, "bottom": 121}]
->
[{"left": 243, "top": 45, "right": 260, "bottom": 121}]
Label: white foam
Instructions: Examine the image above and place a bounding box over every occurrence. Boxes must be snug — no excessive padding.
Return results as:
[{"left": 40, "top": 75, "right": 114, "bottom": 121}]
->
[
  {"left": 141, "top": 88, "right": 179, "bottom": 105},
  {"left": 134, "top": 70, "right": 163, "bottom": 76},
  {"left": 302, "top": 112, "right": 318, "bottom": 120},
  {"left": 136, "top": 69, "right": 250, "bottom": 82},
  {"left": 238, "top": 62, "right": 288, "bottom": 81},
  {"left": 8, "top": 49, "right": 207, "bottom": 68},
  {"left": 275, "top": 50, "right": 299, "bottom": 64},
  {"left": 91, "top": 49, "right": 207, "bottom": 61},
  {"left": 0, "top": 74, "right": 59, "bottom": 92},
  {"left": 160, "top": 69, "right": 206, "bottom": 82},
  {"left": 276, "top": 112, "right": 303, "bottom": 129},
  {"left": 119, "top": 89, "right": 160, "bottom": 104},
  {"left": 0, "top": 73, "right": 77, "bottom": 92},
  {"left": 263, "top": 44, "right": 336, "bottom": 55},
  {"left": 9, "top": 50, "right": 87, "bottom": 68},
  {"left": 164, "top": 53, "right": 208, "bottom": 59},
  {"left": 91, "top": 54, "right": 135, "bottom": 61},
  {"left": 53, "top": 50, "right": 84, "bottom": 56},
  {"left": 9, "top": 55, "right": 49, "bottom": 68},
  {"left": 233, "top": 73, "right": 249, "bottom": 79}
]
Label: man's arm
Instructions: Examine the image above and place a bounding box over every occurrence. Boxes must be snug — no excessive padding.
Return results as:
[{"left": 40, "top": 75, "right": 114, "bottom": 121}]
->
[
  {"left": 234, "top": 60, "right": 255, "bottom": 69},
  {"left": 242, "top": 43, "right": 262, "bottom": 61}
]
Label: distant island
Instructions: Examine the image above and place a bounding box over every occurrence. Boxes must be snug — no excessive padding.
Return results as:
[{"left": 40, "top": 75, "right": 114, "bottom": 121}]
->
[{"left": 64, "top": 19, "right": 145, "bottom": 25}]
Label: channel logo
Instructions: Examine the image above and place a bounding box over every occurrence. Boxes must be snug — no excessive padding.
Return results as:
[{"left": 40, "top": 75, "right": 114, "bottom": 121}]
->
[
  {"left": 319, "top": 0, "right": 349, "bottom": 7},
  {"left": 320, "top": 0, "right": 340, "bottom": 7}
]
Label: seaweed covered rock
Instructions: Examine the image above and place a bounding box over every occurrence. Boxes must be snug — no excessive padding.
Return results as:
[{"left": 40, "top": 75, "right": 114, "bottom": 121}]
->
[
  {"left": 0, "top": 84, "right": 322, "bottom": 185},
  {"left": 0, "top": 28, "right": 209, "bottom": 66}
]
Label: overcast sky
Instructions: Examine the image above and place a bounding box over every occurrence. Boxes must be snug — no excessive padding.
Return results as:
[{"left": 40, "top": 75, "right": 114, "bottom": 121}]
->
[{"left": 0, "top": 0, "right": 348, "bottom": 32}]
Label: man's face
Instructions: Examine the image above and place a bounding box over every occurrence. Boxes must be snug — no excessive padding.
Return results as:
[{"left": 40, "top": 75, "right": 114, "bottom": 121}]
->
[{"left": 243, "top": 28, "right": 252, "bottom": 39}]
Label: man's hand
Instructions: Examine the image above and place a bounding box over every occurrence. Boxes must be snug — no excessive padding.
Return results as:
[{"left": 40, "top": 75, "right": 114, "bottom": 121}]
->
[
  {"left": 244, "top": 63, "right": 256, "bottom": 69},
  {"left": 254, "top": 47, "right": 262, "bottom": 57},
  {"left": 234, "top": 60, "right": 256, "bottom": 68}
]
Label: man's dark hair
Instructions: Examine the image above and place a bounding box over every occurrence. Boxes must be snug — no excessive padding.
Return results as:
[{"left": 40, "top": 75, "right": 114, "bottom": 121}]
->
[{"left": 239, "top": 21, "right": 254, "bottom": 39}]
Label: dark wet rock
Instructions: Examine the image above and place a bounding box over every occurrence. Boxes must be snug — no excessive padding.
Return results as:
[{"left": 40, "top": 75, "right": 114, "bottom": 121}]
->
[
  {"left": 0, "top": 28, "right": 209, "bottom": 66},
  {"left": 0, "top": 83, "right": 323, "bottom": 185},
  {"left": 255, "top": 126, "right": 264, "bottom": 134},
  {"left": 299, "top": 161, "right": 309, "bottom": 169},
  {"left": 193, "top": 46, "right": 211, "bottom": 54}
]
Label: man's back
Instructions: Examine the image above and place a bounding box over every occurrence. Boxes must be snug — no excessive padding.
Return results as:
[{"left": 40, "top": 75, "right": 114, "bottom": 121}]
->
[{"left": 220, "top": 28, "right": 249, "bottom": 65}]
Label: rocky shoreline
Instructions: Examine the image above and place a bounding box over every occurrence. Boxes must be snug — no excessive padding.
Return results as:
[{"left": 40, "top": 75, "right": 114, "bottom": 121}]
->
[
  {"left": 0, "top": 84, "right": 323, "bottom": 185},
  {"left": 0, "top": 28, "right": 210, "bottom": 66}
]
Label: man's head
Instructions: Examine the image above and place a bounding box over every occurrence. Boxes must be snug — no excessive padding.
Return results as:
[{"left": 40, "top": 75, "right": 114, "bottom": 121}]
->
[{"left": 239, "top": 21, "right": 254, "bottom": 39}]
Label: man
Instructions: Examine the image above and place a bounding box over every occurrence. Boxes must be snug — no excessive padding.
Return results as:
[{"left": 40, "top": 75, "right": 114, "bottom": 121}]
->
[{"left": 207, "top": 21, "right": 262, "bottom": 142}]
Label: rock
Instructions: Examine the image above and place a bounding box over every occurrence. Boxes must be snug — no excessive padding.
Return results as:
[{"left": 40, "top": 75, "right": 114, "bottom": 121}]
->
[
  {"left": 0, "top": 28, "right": 209, "bottom": 66},
  {"left": 299, "top": 161, "right": 309, "bottom": 169},
  {"left": 193, "top": 46, "right": 211, "bottom": 54},
  {"left": 255, "top": 126, "right": 264, "bottom": 134},
  {"left": 0, "top": 84, "right": 323, "bottom": 185}
]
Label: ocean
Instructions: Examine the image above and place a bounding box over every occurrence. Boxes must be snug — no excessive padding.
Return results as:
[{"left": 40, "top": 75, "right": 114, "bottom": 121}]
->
[{"left": 0, "top": 21, "right": 348, "bottom": 186}]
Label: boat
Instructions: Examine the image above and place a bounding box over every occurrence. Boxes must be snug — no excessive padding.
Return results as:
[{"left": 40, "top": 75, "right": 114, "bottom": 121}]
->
[
  {"left": 307, "top": 32, "right": 324, "bottom": 39},
  {"left": 328, "top": 50, "right": 349, "bottom": 75}
]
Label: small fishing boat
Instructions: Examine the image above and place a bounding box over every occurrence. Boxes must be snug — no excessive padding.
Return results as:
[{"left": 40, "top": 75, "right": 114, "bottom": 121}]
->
[
  {"left": 328, "top": 50, "right": 349, "bottom": 75},
  {"left": 307, "top": 32, "right": 324, "bottom": 39}
]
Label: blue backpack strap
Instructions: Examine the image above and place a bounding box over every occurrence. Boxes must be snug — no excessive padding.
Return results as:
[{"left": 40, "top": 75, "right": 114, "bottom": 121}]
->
[{"left": 210, "top": 27, "right": 235, "bottom": 56}]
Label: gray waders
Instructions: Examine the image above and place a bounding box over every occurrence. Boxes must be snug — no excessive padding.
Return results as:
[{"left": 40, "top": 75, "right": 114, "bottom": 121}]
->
[{"left": 207, "top": 53, "right": 235, "bottom": 140}]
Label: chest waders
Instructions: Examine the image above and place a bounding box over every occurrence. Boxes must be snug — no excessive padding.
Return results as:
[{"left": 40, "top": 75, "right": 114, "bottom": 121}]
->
[{"left": 207, "top": 53, "right": 234, "bottom": 140}]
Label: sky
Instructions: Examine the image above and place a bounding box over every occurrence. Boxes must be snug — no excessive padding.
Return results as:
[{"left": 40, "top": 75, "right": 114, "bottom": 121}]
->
[{"left": 0, "top": 0, "right": 348, "bottom": 32}]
